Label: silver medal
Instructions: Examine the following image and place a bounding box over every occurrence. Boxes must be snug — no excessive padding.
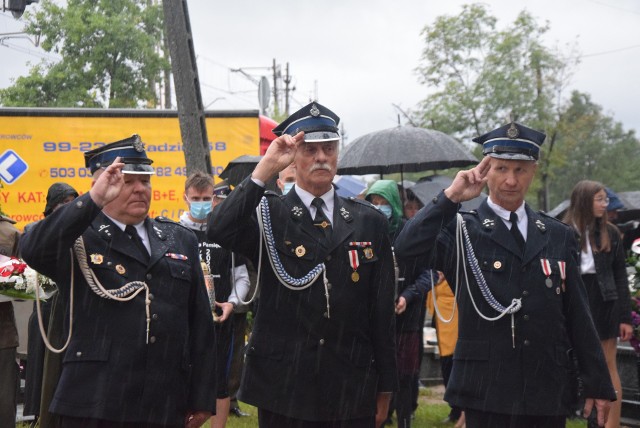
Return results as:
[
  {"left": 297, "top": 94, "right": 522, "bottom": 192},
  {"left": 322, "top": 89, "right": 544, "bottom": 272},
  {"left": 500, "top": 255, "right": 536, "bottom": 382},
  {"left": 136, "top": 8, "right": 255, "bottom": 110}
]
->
[{"left": 545, "top": 277, "right": 553, "bottom": 288}]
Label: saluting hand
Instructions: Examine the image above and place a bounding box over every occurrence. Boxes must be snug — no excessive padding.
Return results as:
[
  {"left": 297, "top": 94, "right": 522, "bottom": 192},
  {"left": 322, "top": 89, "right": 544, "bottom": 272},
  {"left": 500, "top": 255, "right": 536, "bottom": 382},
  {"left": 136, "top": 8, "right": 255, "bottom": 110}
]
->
[
  {"left": 444, "top": 155, "right": 490, "bottom": 203},
  {"left": 252, "top": 131, "right": 304, "bottom": 183},
  {"left": 89, "top": 156, "right": 125, "bottom": 208}
]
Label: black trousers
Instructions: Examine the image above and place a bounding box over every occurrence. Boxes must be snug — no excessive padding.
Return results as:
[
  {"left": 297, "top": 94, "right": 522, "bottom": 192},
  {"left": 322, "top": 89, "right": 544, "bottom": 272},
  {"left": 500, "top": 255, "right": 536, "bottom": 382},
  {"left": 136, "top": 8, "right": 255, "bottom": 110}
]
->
[
  {"left": 465, "top": 408, "right": 566, "bottom": 428},
  {"left": 258, "top": 408, "right": 375, "bottom": 428},
  {"left": 59, "top": 416, "right": 181, "bottom": 428}
]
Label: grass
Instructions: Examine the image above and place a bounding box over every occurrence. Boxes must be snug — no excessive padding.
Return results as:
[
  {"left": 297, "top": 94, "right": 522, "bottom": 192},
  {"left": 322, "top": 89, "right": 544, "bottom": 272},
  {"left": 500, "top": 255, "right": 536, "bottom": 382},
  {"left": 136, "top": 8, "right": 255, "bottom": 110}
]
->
[{"left": 17, "top": 387, "right": 588, "bottom": 427}]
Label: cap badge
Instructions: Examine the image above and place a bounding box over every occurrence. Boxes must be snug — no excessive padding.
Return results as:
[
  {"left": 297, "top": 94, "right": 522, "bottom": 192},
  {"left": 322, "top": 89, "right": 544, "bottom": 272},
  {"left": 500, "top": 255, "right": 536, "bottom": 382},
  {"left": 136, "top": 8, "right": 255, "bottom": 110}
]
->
[
  {"left": 506, "top": 123, "right": 519, "bottom": 139},
  {"left": 133, "top": 135, "right": 145, "bottom": 152},
  {"left": 310, "top": 104, "right": 320, "bottom": 117}
]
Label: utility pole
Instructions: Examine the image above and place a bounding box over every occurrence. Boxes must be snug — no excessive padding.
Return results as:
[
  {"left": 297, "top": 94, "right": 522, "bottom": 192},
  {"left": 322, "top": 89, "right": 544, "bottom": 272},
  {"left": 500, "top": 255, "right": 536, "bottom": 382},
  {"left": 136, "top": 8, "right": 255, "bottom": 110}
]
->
[
  {"left": 283, "top": 62, "right": 292, "bottom": 116},
  {"left": 272, "top": 58, "right": 279, "bottom": 115},
  {"left": 162, "top": 0, "right": 211, "bottom": 175}
]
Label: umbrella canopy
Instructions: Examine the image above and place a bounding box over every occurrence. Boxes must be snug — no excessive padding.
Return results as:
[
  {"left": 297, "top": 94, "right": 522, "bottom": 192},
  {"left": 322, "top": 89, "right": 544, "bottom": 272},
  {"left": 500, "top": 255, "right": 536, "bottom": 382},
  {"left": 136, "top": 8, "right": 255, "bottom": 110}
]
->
[
  {"left": 337, "top": 126, "right": 478, "bottom": 175},
  {"left": 333, "top": 175, "right": 367, "bottom": 199},
  {"left": 408, "top": 175, "right": 487, "bottom": 211},
  {"left": 219, "top": 155, "right": 262, "bottom": 186}
]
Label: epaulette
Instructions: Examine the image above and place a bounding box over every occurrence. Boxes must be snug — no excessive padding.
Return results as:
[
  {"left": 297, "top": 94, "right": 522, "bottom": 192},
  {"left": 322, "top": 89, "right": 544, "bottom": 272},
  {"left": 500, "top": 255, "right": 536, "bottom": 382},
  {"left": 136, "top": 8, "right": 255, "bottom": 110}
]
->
[
  {"left": 538, "top": 211, "right": 564, "bottom": 224},
  {"left": 538, "top": 211, "right": 570, "bottom": 230},
  {"left": 153, "top": 216, "right": 193, "bottom": 239},
  {"left": 346, "top": 197, "right": 380, "bottom": 212}
]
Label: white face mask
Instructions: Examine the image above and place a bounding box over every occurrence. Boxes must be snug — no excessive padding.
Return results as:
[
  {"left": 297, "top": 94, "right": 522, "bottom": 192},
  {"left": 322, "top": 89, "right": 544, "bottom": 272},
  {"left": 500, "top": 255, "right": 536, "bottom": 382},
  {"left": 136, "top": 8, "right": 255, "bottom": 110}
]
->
[
  {"left": 376, "top": 204, "right": 393, "bottom": 219},
  {"left": 283, "top": 182, "right": 295, "bottom": 195}
]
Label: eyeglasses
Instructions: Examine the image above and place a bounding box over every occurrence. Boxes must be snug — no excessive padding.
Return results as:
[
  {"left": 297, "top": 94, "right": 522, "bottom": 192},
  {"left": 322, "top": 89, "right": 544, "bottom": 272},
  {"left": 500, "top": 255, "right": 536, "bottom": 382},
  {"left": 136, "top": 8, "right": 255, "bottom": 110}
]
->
[{"left": 594, "top": 197, "right": 610, "bottom": 205}]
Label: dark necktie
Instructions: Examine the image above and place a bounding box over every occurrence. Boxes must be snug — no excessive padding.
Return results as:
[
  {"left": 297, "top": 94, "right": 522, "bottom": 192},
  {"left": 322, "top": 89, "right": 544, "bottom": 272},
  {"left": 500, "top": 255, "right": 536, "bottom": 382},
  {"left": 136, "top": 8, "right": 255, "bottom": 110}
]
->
[
  {"left": 125, "top": 225, "right": 150, "bottom": 262},
  {"left": 509, "top": 212, "right": 525, "bottom": 252},
  {"left": 311, "top": 197, "right": 332, "bottom": 238}
]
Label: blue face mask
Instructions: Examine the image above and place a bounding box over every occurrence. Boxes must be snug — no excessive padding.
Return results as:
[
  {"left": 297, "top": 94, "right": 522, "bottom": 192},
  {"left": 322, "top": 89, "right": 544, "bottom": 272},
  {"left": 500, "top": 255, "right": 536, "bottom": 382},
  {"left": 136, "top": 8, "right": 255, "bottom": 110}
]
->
[
  {"left": 189, "top": 201, "right": 212, "bottom": 220},
  {"left": 376, "top": 204, "right": 393, "bottom": 219},
  {"left": 283, "top": 182, "right": 295, "bottom": 195}
]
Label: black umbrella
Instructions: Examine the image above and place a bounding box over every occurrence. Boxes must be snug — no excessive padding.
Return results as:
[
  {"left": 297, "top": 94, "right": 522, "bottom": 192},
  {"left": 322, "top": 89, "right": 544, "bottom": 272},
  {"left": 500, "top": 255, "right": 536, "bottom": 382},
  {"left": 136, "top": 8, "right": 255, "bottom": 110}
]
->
[
  {"left": 337, "top": 126, "right": 478, "bottom": 175},
  {"left": 408, "top": 175, "right": 486, "bottom": 211},
  {"left": 219, "top": 155, "right": 262, "bottom": 186},
  {"left": 218, "top": 155, "right": 278, "bottom": 191}
]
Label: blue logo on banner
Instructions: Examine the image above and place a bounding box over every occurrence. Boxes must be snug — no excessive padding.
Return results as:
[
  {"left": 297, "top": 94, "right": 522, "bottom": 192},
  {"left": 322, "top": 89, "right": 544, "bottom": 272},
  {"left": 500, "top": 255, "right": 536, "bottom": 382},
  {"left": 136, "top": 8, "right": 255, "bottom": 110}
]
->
[{"left": 0, "top": 150, "right": 29, "bottom": 184}]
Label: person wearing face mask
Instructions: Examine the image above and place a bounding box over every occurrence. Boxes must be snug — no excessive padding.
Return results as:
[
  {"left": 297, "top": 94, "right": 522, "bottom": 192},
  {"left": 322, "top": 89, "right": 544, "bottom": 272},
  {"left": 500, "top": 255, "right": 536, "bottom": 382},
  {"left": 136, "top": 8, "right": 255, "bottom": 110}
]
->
[
  {"left": 365, "top": 180, "right": 430, "bottom": 428},
  {"left": 180, "top": 173, "right": 251, "bottom": 428},
  {"left": 277, "top": 163, "right": 296, "bottom": 195}
]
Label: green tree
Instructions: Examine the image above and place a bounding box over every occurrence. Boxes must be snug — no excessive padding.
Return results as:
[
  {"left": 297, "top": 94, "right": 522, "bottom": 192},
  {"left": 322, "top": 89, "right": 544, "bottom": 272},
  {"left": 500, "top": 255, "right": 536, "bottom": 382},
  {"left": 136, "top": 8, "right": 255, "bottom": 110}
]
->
[
  {"left": 547, "top": 91, "right": 640, "bottom": 207},
  {"left": 0, "top": 0, "right": 166, "bottom": 108},
  {"left": 414, "top": 4, "right": 579, "bottom": 209}
]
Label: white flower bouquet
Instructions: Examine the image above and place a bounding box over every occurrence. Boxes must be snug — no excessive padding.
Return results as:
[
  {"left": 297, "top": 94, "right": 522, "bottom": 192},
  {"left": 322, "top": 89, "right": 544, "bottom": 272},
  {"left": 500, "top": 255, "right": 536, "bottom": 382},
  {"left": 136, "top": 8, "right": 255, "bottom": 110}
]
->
[{"left": 0, "top": 255, "right": 57, "bottom": 301}]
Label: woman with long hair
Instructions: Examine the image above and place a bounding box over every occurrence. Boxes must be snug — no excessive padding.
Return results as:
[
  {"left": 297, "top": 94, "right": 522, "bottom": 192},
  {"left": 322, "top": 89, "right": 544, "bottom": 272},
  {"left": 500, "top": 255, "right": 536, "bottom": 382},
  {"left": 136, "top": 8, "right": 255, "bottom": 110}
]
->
[{"left": 563, "top": 180, "right": 633, "bottom": 428}]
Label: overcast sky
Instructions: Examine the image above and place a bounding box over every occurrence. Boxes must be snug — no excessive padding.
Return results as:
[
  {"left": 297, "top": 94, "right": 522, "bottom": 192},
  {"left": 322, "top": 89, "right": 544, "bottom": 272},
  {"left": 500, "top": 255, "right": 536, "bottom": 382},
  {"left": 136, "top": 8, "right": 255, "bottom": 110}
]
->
[{"left": 1, "top": 0, "right": 639, "bottom": 145}]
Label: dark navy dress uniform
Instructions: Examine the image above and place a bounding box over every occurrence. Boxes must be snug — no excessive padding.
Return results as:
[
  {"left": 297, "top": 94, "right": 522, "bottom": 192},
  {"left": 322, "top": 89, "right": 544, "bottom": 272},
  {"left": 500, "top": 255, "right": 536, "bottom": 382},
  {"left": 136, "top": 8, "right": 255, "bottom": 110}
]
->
[
  {"left": 207, "top": 178, "right": 398, "bottom": 422},
  {"left": 19, "top": 137, "right": 216, "bottom": 426},
  {"left": 394, "top": 122, "right": 615, "bottom": 421}
]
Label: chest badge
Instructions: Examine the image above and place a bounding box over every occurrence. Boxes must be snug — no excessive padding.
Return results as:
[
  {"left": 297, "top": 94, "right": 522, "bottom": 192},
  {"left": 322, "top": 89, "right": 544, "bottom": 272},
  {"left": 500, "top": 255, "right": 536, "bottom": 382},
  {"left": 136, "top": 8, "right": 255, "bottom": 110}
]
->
[
  {"left": 90, "top": 254, "right": 104, "bottom": 265},
  {"left": 115, "top": 264, "right": 126, "bottom": 275},
  {"left": 363, "top": 247, "right": 374, "bottom": 260},
  {"left": 295, "top": 245, "right": 306, "bottom": 257}
]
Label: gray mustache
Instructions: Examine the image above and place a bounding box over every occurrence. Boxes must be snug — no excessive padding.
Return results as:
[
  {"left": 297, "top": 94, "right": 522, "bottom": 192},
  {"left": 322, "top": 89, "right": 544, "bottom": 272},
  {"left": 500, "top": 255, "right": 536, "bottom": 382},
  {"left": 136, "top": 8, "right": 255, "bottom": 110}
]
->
[{"left": 310, "top": 163, "right": 331, "bottom": 172}]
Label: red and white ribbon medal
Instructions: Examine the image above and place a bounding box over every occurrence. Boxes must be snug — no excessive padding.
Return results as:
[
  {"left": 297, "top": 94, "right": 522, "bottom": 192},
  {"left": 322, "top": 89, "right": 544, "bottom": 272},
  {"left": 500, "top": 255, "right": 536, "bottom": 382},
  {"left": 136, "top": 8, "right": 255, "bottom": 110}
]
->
[
  {"left": 348, "top": 250, "right": 360, "bottom": 282},
  {"left": 540, "top": 259, "right": 553, "bottom": 288},
  {"left": 557, "top": 261, "right": 566, "bottom": 292}
]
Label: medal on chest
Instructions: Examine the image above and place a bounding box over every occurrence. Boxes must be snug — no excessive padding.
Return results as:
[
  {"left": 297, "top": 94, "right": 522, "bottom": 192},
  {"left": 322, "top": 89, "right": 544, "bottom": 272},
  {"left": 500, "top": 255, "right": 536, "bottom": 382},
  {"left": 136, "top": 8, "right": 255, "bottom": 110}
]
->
[
  {"left": 540, "top": 259, "right": 553, "bottom": 288},
  {"left": 348, "top": 249, "right": 360, "bottom": 282}
]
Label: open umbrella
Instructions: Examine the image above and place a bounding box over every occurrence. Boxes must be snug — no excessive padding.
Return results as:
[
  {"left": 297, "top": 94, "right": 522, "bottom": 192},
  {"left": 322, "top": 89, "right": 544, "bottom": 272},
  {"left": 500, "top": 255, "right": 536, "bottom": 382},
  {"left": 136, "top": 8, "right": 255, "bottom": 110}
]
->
[
  {"left": 219, "top": 155, "right": 262, "bottom": 186},
  {"left": 218, "top": 155, "right": 278, "bottom": 192},
  {"left": 333, "top": 175, "right": 367, "bottom": 199},
  {"left": 408, "top": 175, "right": 486, "bottom": 211},
  {"left": 337, "top": 126, "right": 478, "bottom": 176}
]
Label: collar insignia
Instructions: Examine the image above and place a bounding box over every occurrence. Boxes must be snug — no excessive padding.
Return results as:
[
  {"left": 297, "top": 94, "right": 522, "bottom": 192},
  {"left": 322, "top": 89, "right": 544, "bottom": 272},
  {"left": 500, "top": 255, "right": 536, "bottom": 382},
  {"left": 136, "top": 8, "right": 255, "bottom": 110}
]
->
[
  {"left": 98, "top": 224, "right": 112, "bottom": 238},
  {"left": 535, "top": 219, "right": 546, "bottom": 232},
  {"left": 153, "top": 225, "right": 166, "bottom": 240},
  {"left": 340, "top": 207, "right": 353, "bottom": 222},
  {"left": 292, "top": 206, "right": 303, "bottom": 218},
  {"left": 482, "top": 218, "right": 496, "bottom": 229}
]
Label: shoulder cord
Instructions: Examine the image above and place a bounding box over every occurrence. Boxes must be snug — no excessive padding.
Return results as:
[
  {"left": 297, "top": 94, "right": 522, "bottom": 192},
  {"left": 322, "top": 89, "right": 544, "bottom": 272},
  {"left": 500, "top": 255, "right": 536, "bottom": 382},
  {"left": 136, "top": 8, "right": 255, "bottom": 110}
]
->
[
  {"left": 230, "top": 197, "right": 331, "bottom": 317},
  {"left": 455, "top": 213, "right": 522, "bottom": 320},
  {"left": 73, "top": 236, "right": 152, "bottom": 344},
  {"left": 35, "top": 248, "right": 74, "bottom": 354}
]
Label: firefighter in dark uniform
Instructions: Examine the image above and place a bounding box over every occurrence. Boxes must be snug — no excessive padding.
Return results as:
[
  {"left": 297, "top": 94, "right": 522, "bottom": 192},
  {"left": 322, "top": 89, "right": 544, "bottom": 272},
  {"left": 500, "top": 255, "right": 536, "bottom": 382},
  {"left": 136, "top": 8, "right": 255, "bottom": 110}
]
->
[
  {"left": 19, "top": 136, "right": 216, "bottom": 428},
  {"left": 207, "top": 102, "right": 398, "bottom": 428},
  {"left": 394, "top": 122, "right": 616, "bottom": 428}
]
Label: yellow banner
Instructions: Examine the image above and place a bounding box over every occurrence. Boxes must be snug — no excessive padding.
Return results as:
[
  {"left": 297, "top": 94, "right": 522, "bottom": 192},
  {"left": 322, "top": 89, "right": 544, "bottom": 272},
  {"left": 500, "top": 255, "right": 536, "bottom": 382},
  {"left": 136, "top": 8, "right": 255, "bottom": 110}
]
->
[{"left": 0, "top": 110, "right": 260, "bottom": 230}]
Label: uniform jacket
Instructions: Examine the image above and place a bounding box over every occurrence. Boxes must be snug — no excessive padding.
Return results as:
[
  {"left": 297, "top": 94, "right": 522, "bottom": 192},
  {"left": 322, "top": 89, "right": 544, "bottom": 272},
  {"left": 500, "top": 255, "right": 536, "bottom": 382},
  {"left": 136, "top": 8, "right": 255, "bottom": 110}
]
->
[
  {"left": 19, "top": 193, "right": 217, "bottom": 425},
  {"left": 207, "top": 178, "right": 397, "bottom": 421},
  {"left": 585, "top": 223, "right": 632, "bottom": 324},
  {"left": 395, "top": 193, "right": 615, "bottom": 416}
]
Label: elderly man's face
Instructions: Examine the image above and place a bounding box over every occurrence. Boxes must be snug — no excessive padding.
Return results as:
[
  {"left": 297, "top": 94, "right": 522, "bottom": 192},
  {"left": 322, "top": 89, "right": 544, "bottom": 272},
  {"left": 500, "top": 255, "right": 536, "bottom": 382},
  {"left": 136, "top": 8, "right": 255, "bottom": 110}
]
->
[
  {"left": 294, "top": 141, "right": 338, "bottom": 195},
  {"left": 102, "top": 173, "right": 152, "bottom": 224},
  {"left": 486, "top": 158, "right": 537, "bottom": 212}
]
